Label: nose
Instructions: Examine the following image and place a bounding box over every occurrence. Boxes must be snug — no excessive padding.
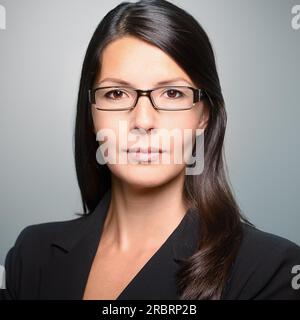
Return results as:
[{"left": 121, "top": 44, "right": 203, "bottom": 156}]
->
[{"left": 131, "top": 94, "right": 157, "bottom": 133}]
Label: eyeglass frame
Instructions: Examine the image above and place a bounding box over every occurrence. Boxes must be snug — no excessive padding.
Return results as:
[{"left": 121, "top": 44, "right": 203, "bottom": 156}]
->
[{"left": 88, "top": 85, "right": 209, "bottom": 111}]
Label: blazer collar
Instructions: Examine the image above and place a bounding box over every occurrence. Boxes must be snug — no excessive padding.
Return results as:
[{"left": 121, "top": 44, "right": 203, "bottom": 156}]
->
[
  {"left": 41, "top": 188, "right": 201, "bottom": 299},
  {"left": 51, "top": 188, "right": 200, "bottom": 261},
  {"left": 51, "top": 188, "right": 112, "bottom": 253}
]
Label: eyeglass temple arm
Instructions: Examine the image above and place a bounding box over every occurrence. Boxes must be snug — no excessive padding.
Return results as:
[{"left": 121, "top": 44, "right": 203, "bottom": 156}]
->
[
  {"left": 197, "top": 89, "right": 214, "bottom": 107},
  {"left": 88, "top": 89, "right": 95, "bottom": 104}
]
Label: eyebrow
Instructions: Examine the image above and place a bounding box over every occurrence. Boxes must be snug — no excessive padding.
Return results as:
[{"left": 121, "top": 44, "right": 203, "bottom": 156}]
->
[{"left": 97, "top": 77, "right": 194, "bottom": 87}]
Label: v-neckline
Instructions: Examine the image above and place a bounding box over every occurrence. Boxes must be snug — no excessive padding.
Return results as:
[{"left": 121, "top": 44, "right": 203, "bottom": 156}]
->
[
  {"left": 115, "top": 209, "right": 191, "bottom": 300},
  {"left": 82, "top": 195, "right": 193, "bottom": 300}
]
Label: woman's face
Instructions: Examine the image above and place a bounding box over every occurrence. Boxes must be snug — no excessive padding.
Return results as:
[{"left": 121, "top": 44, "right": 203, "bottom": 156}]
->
[{"left": 92, "top": 36, "right": 209, "bottom": 188}]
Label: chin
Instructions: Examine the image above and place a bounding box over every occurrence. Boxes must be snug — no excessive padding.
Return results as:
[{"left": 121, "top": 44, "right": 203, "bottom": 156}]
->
[{"left": 108, "top": 163, "right": 184, "bottom": 189}]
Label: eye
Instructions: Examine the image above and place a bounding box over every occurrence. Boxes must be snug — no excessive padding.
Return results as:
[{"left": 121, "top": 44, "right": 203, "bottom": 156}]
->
[
  {"left": 163, "top": 89, "right": 183, "bottom": 99},
  {"left": 105, "top": 89, "right": 129, "bottom": 100}
]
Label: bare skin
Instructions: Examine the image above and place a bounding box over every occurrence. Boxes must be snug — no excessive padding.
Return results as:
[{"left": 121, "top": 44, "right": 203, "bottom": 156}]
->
[{"left": 82, "top": 36, "right": 209, "bottom": 300}]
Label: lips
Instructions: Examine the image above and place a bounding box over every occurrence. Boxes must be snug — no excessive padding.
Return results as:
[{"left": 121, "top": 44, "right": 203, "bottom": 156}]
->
[{"left": 126, "top": 147, "right": 165, "bottom": 153}]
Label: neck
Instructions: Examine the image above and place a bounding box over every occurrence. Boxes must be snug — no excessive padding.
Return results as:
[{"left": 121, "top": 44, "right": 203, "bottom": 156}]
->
[{"left": 102, "top": 171, "right": 188, "bottom": 253}]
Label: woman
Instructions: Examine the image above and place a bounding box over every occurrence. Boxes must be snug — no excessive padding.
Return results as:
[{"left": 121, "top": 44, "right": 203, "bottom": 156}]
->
[{"left": 1, "top": 0, "right": 300, "bottom": 300}]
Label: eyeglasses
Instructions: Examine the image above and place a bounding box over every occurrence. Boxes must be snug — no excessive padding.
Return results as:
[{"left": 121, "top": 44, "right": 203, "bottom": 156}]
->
[{"left": 88, "top": 85, "right": 207, "bottom": 111}]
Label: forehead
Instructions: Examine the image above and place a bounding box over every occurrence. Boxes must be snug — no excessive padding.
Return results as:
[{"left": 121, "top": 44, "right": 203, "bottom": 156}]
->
[{"left": 98, "top": 36, "right": 195, "bottom": 87}]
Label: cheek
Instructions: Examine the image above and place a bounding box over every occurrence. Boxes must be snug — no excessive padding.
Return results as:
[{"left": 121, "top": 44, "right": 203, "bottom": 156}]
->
[
  {"left": 167, "top": 108, "right": 201, "bottom": 130},
  {"left": 163, "top": 112, "right": 199, "bottom": 154},
  {"left": 92, "top": 111, "right": 113, "bottom": 133}
]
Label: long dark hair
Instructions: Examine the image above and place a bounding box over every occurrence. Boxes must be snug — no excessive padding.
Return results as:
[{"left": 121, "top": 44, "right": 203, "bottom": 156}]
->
[{"left": 74, "top": 0, "right": 253, "bottom": 299}]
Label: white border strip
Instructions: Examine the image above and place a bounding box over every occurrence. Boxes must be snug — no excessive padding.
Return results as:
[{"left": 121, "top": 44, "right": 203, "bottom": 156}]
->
[{"left": 0, "top": 264, "right": 6, "bottom": 289}]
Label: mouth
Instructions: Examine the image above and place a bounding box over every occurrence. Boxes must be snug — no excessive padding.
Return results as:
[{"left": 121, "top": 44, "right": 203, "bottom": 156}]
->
[
  {"left": 125, "top": 147, "right": 165, "bottom": 154},
  {"left": 122, "top": 147, "right": 166, "bottom": 162}
]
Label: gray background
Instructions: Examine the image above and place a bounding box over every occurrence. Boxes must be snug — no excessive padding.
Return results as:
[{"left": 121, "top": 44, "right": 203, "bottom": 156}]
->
[{"left": 0, "top": 0, "right": 299, "bottom": 266}]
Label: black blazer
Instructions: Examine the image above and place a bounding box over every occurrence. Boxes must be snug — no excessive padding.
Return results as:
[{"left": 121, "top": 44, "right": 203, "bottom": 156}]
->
[{"left": 1, "top": 189, "right": 300, "bottom": 300}]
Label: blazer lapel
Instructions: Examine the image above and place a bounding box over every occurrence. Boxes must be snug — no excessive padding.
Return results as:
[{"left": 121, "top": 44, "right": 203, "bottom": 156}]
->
[
  {"left": 116, "top": 207, "right": 201, "bottom": 299},
  {"left": 39, "top": 189, "right": 111, "bottom": 299}
]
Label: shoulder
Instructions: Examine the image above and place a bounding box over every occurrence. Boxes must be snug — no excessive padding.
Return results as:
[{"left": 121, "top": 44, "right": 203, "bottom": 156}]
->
[
  {"left": 240, "top": 222, "right": 300, "bottom": 259},
  {"left": 10, "top": 215, "right": 86, "bottom": 254},
  {"left": 223, "top": 223, "right": 300, "bottom": 299},
  {"left": 0, "top": 215, "right": 86, "bottom": 300},
  {"left": 0, "top": 189, "right": 111, "bottom": 300}
]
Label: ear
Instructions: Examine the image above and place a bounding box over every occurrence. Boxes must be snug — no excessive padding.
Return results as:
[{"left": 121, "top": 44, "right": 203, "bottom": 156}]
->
[{"left": 197, "top": 105, "right": 209, "bottom": 131}]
